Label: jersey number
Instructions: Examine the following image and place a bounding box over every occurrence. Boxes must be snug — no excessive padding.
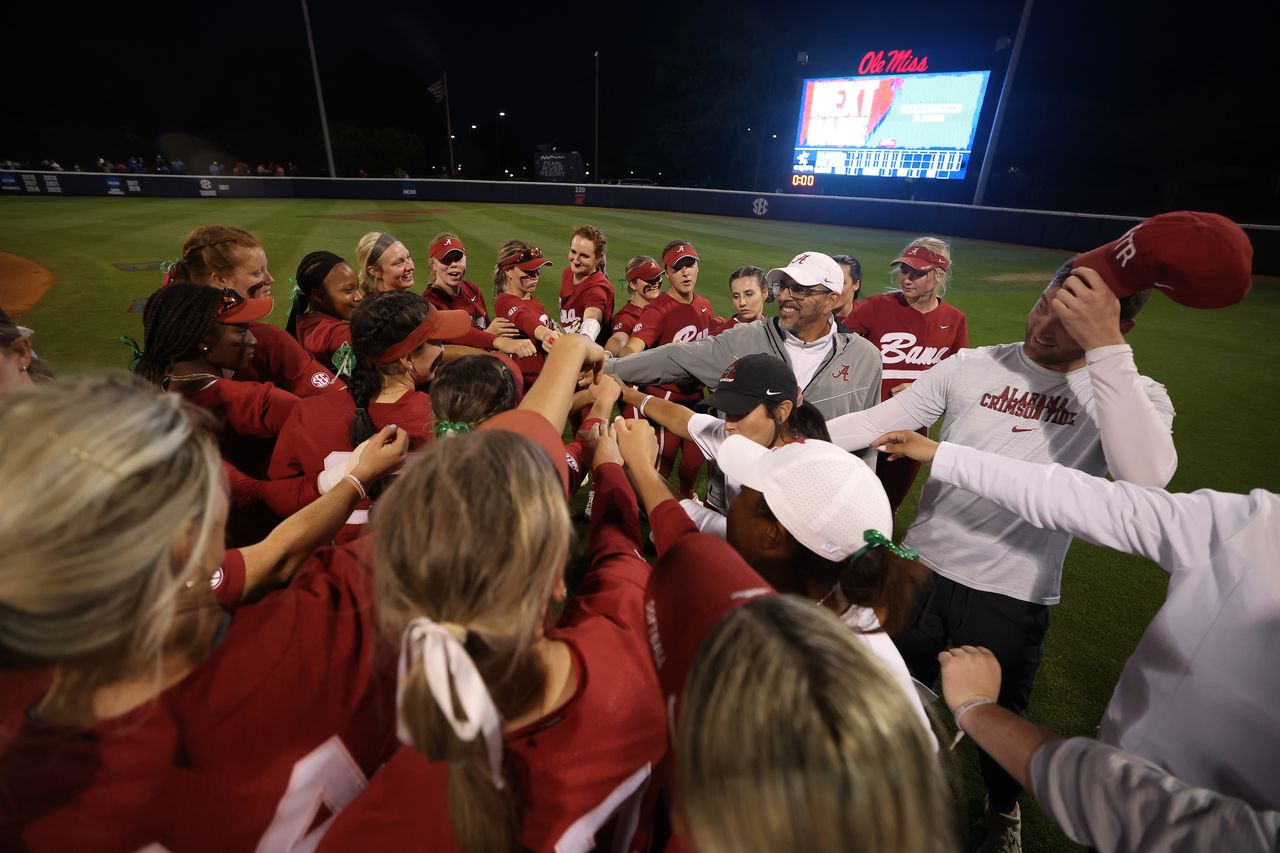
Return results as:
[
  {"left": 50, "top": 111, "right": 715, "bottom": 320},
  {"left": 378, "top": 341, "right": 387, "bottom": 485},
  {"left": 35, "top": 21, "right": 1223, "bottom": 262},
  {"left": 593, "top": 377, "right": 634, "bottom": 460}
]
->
[{"left": 256, "top": 736, "right": 368, "bottom": 853}]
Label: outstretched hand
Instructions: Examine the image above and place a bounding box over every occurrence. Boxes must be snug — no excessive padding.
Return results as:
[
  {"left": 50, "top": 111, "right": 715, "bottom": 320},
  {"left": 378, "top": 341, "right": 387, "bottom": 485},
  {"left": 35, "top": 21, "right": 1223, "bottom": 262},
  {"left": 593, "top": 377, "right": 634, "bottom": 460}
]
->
[
  {"left": 1050, "top": 266, "right": 1127, "bottom": 351},
  {"left": 494, "top": 336, "right": 536, "bottom": 359},
  {"left": 871, "top": 430, "right": 939, "bottom": 463},
  {"left": 938, "top": 645, "right": 1001, "bottom": 716},
  {"left": 590, "top": 421, "right": 623, "bottom": 468},
  {"left": 614, "top": 417, "right": 658, "bottom": 469},
  {"left": 350, "top": 424, "right": 410, "bottom": 484}
]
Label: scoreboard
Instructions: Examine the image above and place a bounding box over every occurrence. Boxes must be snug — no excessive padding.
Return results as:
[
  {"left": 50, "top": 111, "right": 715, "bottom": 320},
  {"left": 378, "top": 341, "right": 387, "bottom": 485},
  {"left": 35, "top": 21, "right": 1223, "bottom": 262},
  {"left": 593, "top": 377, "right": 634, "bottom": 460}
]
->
[{"left": 790, "top": 70, "right": 991, "bottom": 184}]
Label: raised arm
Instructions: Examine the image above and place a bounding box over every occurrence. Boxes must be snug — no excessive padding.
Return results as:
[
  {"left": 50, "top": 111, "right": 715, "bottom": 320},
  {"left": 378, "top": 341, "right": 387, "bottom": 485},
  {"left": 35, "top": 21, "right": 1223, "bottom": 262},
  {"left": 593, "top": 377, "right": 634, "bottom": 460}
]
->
[
  {"left": 612, "top": 376, "right": 695, "bottom": 440},
  {"left": 517, "top": 334, "right": 606, "bottom": 430},
  {"left": 606, "top": 325, "right": 743, "bottom": 388}
]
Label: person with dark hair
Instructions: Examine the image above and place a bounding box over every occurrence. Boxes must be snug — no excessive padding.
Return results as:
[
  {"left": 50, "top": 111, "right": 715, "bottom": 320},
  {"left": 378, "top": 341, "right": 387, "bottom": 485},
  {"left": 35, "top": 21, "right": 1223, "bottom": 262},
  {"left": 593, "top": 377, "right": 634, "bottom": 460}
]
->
[
  {"left": 715, "top": 265, "right": 770, "bottom": 332},
  {"left": 269, "top": 292, "right": 473, "bottom": 540},
  {"left": 605, "top": 353, "right": 828, "bottom": 535},
  {"left": 844, "top": 237, "right": 968, "bottom": 515},
  {"left": 0, "top": 309, "right": 52, "bottom": 390},
  {"left": 820, "top": 211, "right": 1255, "bottom": 851},
  {"left": 131, "top": 283, "right": 299, "bottom": 484},
  {"left": 166, "top": 225, "right": 341, "bottom": 397},
  {"left": 832, "top": 253, "right": 863, "bottom": 328},
  {"left": 559, "top": 224, "right": 615, "bottom": 345},
  {"left": 428, "top": 355, "right": 520, "bottom": 435},
  {"left": 286, "top": 251, "right": 363, "bottom": 371}
]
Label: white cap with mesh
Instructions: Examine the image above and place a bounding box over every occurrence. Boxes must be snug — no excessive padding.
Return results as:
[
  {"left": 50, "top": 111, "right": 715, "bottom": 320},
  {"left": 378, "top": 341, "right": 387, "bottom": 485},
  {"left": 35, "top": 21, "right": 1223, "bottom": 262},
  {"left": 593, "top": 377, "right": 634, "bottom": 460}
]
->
[{"left": 717, "top": 435, "right": 892, "bottom": 561}]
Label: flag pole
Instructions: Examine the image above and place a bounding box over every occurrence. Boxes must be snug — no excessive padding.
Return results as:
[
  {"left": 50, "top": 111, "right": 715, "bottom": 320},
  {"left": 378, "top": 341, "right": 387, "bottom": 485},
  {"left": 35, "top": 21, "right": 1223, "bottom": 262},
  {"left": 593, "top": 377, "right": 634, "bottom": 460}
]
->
[{"left": 443, "top": 72, "right": 457, "bottom": 178}]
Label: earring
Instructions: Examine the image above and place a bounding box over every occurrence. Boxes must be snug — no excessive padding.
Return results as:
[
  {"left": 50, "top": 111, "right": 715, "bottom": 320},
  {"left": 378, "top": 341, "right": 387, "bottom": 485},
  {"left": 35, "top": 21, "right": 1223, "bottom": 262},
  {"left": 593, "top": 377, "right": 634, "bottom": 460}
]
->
[{"left": 198, "top": 344, "right": 209, "bottom": 352}]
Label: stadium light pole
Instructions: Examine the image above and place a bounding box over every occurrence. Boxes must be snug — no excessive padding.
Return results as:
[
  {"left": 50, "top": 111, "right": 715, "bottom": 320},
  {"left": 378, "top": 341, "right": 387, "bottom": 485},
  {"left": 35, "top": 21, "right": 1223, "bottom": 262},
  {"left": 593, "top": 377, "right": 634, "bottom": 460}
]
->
[
  {"left": 973, "top": 0, "right": 1034, "bottom": 206},
  {"left": 300, "top": 0, "right": 337, "bottom": 178},
  {"left": 594, "top": 51, "right": 600, "bottom": 184}
]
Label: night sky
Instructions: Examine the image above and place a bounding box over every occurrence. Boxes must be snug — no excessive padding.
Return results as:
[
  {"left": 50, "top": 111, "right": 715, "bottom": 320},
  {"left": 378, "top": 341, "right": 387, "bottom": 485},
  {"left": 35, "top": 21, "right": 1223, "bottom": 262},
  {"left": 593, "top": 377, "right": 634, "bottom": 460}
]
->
[{"left": 3, "top": 0, "right": 1274, "bottom": 222}]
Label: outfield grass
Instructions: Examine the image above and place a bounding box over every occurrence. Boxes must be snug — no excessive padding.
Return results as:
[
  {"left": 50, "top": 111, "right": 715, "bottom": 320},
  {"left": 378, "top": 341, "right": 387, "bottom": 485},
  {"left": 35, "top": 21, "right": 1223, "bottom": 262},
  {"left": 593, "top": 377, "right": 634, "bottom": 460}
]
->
[{"left": 3, "top": 196, "right": 1278, "bottom": 851}]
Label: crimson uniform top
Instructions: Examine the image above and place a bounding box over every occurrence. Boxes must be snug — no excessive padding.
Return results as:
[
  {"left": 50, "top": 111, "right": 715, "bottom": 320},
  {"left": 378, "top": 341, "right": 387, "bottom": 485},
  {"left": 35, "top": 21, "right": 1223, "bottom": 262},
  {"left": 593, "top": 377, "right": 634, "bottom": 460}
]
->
[
  {"left": 235, "top": 321, "right": 342, "bottom": 398},
  {"left": 424, "top": 281, "right": 491, "bottom": 331},
  {"left": 495, "top": 292, "right": 554, "bottom": 386},
  {"left": 559, "top": 268, "right": 615, "bottom": 345},
  {"left": 630, "top": 293, "right": 715, "bottom": 403},
  {"left": 187, "top": 377, "right": 299, "bottom": 487},
  {"left": 611, "top": 301, "right": 645, "bottom": 339},
  {"left": 316, "top": 462, "right": 668, "bottom": 853},
  {"left": 294, "top": 311, "right": 352, "bottom": 370},
  {"left": 845, "top": 292, "right": 969, "bottom": 401},
  {"left": 0, "top": 543, "right": 398, "bottom": 853},
  {"left": 710, "top": 314, "right": 741, "bottom": 335},
  {"left": 268, "top": 386, "right": 434, "bottom": 530}
]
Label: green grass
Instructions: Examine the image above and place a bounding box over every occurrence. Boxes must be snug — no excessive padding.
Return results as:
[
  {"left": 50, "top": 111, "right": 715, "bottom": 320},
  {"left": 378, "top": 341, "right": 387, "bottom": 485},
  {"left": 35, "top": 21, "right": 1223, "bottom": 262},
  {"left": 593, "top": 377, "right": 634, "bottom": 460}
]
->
[{"left": 3, "top": 196, "right": 1278, "bottom": 851}]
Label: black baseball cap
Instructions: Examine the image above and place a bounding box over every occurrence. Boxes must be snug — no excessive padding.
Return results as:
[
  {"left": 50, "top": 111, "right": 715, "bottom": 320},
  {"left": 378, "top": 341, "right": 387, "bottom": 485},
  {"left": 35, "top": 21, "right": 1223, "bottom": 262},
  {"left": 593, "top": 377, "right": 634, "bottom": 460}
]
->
[{"left": 698, "top": 354, "right": 799, "bottom": 416}]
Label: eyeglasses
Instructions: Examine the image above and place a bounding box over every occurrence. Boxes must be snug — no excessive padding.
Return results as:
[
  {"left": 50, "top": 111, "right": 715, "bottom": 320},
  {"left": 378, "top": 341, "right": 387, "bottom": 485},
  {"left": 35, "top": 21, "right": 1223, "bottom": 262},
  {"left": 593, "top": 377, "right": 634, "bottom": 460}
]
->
[
  {"left": 216, "top": 288, "right": 245, "bottom": 317},
  {"left": 777, "top": 280, "right": 833, "bottom": 299}
]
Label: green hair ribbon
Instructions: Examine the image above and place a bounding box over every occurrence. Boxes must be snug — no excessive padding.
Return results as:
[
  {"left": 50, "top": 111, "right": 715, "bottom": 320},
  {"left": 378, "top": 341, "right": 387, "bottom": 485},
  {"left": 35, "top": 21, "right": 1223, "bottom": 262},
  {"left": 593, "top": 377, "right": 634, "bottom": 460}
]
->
[
  {"left": 119, "top": 336, "right": 145, "bottom": 373},
  {"left": 289, "top": 276, "right": 304, "bottom": 304},
  {"left": 851, "top": 529, "right": 919, "bottom": 562},
  {"left": 331, "top": 342, "right": 356, "bottom": 378},
  {"left": 160, "top": 257, "right": 181, "bottom": 274},
  {"left": 433, "top": 420, "right": 473, "bottom": 437}
]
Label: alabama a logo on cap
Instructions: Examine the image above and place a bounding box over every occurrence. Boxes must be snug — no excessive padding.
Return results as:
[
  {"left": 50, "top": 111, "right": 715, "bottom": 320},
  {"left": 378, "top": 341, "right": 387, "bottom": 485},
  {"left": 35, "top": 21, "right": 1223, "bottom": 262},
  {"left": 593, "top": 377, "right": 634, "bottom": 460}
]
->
[{"left": 720, "top": 361, "right": 739, "bottom": 384}]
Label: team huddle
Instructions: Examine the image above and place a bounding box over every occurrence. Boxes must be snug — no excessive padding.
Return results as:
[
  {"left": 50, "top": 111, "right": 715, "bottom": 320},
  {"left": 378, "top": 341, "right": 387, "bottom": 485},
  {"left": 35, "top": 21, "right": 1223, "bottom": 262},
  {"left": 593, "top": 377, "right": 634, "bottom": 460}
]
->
[{"left": 0, "top": 210, "right": 1276, "bottom": 853}]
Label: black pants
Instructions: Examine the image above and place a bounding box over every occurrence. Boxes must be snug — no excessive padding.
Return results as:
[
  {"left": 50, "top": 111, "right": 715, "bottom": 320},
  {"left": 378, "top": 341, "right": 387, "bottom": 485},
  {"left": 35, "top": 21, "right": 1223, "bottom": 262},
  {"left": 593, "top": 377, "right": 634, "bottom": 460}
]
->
[{"left": 892, "top": 572, "right": 1050, "bottom": 814}]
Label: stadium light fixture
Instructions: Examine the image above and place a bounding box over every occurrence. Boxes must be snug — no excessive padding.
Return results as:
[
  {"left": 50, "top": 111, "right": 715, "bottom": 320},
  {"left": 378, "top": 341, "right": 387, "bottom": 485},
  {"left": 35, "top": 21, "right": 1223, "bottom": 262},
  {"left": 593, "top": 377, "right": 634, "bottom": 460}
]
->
[{"left": 471, "top": 124, "right": 477, "bottom": 129}]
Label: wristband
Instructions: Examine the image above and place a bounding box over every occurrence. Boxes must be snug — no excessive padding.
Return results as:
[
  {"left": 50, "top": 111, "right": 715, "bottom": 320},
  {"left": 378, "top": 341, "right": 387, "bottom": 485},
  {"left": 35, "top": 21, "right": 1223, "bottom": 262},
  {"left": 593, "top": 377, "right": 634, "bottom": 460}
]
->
[
  {"left": 951, "top": 697, "right": 995, "bottom": 731},
  {"left": 579, "top": 317, "right": 602, "bottom": 341},
  {"left": 639, "top": 394, "right": 655, "bottom": 419},
  {"left": 343, "top": 473, "right": 368, "bottom": 500}
]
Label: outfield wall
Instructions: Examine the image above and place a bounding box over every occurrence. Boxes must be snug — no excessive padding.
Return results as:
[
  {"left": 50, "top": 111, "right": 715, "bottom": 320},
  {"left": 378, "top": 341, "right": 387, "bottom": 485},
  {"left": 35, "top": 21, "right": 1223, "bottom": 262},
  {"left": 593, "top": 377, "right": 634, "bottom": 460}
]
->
[{"left": 5, "top": 170, "right": 1277, "bottom": 273}]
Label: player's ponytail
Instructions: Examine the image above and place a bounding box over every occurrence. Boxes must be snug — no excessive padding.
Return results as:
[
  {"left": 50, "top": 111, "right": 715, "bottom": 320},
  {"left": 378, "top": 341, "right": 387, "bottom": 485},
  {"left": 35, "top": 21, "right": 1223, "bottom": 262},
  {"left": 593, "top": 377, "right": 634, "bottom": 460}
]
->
[
  {"left": 768, "top": 398, "right": 831, "bottom": 444},
  {"left": 839, "top": 545, "right": 928, "bottom": 635},
  {"left": 373, "top": 430, "right": 571, "bottom": 852},
  {"left": 493, "top": 239, "right": 531, "bottom": 299},
  {"left": 429, "top": 355, "right": 518, "bottom": 434},
  {"left": 347, "top": 291, "right": 428, "bottom": 448}
]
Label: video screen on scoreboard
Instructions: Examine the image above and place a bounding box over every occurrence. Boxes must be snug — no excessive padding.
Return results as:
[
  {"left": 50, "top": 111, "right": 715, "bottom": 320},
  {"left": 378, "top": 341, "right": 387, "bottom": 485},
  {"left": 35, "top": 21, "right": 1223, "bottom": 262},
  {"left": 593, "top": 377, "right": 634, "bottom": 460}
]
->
[{"left": 792, "top": 70, "right": 991, "bottom": 181}]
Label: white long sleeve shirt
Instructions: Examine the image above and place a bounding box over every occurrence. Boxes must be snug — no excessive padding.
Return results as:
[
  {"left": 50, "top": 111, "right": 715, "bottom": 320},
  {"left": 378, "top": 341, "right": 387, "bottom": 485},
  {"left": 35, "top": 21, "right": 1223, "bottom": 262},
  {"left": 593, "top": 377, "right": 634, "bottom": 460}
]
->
[{"left": 934, "top": 441, "right": 1280, "bottom": 810}]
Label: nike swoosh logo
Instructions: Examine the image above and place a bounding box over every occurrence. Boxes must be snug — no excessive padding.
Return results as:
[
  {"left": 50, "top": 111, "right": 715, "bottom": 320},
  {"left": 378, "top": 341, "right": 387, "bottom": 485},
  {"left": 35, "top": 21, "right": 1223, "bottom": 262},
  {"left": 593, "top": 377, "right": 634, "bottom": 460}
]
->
[
  {"left": 765, "top": 389, "right": 782, "bottom": 396},
  {"left": 1011, "top": 426, "right": 1037, "bottom": 433},
  {"left": 939, "top": 324, "right": 950, "bottom": 329}
]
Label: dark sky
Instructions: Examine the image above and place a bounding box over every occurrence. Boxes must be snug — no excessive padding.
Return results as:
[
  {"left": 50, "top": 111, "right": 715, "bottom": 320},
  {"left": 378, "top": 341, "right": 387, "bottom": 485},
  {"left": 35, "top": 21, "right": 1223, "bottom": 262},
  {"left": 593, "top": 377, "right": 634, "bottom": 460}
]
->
[{"left": 3, "top": 0, "right": 1275, "bottom": 221}]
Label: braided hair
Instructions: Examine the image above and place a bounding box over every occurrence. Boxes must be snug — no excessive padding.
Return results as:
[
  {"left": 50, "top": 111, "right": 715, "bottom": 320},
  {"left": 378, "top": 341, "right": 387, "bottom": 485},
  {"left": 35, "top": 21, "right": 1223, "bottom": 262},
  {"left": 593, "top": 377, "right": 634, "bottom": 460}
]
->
[
  {"left": 286, "top": 251, "right": 346, "bottom": 337},
  {"left": 135, "top": 283, "right": 223, "bottom": 384},
  {"left": 348, "top": 291, "right": 429, "bottom": 447},
  {"left": 166, "top": 225, "right": 259, "bottom": 285}
]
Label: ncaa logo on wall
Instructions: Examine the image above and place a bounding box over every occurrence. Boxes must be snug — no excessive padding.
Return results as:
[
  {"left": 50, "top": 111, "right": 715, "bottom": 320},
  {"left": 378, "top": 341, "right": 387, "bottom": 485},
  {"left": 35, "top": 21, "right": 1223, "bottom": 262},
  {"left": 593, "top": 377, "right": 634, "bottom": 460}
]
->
[{"left": 752, "top": 197, "right": 769, "bottom": 216}]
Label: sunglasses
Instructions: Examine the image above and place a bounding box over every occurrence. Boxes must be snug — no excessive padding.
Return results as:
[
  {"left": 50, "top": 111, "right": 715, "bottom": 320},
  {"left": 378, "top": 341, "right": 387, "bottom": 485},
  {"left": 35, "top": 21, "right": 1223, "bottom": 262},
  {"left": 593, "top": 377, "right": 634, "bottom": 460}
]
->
[
  {"left": 777, "top": 280, "right": 833, "bottom": 299},
  {"left": 216, "top": 288, "right": 246, "bottom": 317},
  {"left": 896, "top": 264, "right": 933, "bottom": 280},
  {"left": 671, "top": 257, "right": 698, "bottom": 272}
]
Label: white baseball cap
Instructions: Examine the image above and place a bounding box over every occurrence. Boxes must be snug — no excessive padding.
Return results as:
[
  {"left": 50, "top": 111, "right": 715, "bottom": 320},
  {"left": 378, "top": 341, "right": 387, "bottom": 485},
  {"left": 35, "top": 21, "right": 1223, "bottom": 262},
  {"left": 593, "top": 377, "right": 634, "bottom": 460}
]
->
[
  {"left": 717, "top": 435, "right": 892, "bottom": 561},
  {"left": 766, "top": 251, "right": 845, "bottom": 294}
]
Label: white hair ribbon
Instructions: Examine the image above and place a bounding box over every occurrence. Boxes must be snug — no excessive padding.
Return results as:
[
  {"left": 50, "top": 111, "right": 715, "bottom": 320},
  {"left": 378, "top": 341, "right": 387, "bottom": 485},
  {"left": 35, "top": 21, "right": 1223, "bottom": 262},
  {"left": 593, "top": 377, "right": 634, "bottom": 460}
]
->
[{"left": 396, "top": 617, "right": 506, "bottom": 790}]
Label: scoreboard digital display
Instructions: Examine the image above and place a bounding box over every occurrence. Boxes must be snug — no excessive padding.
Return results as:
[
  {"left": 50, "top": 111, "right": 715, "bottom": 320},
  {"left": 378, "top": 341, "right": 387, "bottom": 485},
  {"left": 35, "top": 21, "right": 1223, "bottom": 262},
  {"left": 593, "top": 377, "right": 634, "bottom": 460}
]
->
[{"left": 791, "top": 70, "right": 991, "bottom": 182}]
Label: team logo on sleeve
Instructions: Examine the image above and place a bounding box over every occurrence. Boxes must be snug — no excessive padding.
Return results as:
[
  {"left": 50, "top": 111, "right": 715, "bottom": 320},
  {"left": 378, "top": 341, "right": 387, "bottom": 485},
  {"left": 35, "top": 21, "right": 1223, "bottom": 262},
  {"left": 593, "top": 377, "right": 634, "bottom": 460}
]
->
[{"left": 310, "top": 372, "right": 332, "bottom": 389}]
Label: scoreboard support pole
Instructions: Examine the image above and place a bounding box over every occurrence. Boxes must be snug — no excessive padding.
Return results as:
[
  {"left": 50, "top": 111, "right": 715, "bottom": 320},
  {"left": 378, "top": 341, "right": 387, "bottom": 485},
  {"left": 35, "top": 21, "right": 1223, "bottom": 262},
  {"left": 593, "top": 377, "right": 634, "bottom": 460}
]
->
[{"left": 973, "top": 0, "right": 1034, "bottom": 206}]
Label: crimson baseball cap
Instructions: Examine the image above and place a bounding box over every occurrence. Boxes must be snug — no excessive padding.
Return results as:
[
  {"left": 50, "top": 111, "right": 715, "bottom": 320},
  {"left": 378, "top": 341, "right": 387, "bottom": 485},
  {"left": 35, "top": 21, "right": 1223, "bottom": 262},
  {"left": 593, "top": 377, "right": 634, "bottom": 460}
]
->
[
  {"left": 698, "top": 354, "right": 799, "bottom": 416},
  {"left": 477, "top": 409, "right": 569, "bottom": 496},
  {"left": 662, "top": 243, "right": 699, "bottom": 268},
  {"left": 645, "top": 533, "right": 774, "bottom": 725},
  {"left": 216, "top": 289, "right": 274, "bottom": 324},
  {"left": 766, "top": 251, "right": 845, "bottom": 294},
  {"left": 499, "top": 246, "right": 553, "bottom": 273},
  {"left": 892, "top": 244, "right": 950, "bottom": 273},
  {"left": 1071, "top": 211, "right": 1253, "bottom": 309},
  {"left": 429, "top": 235, "right": 466, "bottom": 263},
  {"left": 626, "top": 259, "right": 665, "bottom": 283}
]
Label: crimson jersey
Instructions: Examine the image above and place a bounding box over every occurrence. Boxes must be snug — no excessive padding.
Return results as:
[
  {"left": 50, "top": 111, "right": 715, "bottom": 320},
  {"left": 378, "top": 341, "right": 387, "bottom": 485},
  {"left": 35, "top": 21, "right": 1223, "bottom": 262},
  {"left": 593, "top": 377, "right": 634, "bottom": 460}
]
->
[
  {"left": 188, "top": 377, "right": 299, "bottom": 491},
  {"left": 0, "top": 545, "right": 398, "bottom": 853},
  {"left": 611, "top": 301, "right": 645, "bottom": 337},
  {"left": 710, "top": 315, "right": 740, "bottom": 335},
  {"left": 559, "top": 268, "right": 615, "bottom": 345},
  {"left": 268, "top": 386, "right": 434, "bottom": 535},
  {"left": 631, "top": 293, "right": 714, "bottom": 403},
  {"left": 495, "top": 292, "right": 554, "bottom": 387},
  {"left": 294, "top": 312, "right": 352, "bottom": 370},
  {"left": 845, "top": 293, "right": 969, "bottom": 401},
  {"left": 424, "top": 280, "right": 491, "bottom": 331},
  {"left": 317, "top": 463, "right": 667, "bottom": 853},
  {"left": 235, "top": 321, "right": 342, "bottom": 398}
]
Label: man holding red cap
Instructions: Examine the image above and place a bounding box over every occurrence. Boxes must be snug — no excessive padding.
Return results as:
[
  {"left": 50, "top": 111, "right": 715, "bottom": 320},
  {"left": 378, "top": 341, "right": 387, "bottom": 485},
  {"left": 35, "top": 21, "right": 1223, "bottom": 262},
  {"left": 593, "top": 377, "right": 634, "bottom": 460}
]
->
[
  {"left": 559, "top": 224, "right": 615, "bottom": 345},
  {"left": 606, "top": 249, "right": 883, "bottom": 466},
  {"left": 824, "top": 211, "right": 1253, "bottom": 851}
]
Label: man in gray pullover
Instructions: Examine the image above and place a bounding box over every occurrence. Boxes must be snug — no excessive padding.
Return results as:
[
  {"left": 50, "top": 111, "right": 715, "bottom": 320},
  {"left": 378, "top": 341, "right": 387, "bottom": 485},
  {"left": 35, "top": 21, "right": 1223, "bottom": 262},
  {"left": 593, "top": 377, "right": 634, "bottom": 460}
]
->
[{"left": 605, "top": 251, "right": 883, "bottom": 466}]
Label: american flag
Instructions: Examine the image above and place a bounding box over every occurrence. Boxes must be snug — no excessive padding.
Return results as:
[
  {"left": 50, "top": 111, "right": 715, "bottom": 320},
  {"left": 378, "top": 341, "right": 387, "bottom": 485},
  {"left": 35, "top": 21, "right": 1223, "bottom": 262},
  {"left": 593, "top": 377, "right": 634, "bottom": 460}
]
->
[{"left": 428, "top": 79, "right": 446, "bottom": 104}]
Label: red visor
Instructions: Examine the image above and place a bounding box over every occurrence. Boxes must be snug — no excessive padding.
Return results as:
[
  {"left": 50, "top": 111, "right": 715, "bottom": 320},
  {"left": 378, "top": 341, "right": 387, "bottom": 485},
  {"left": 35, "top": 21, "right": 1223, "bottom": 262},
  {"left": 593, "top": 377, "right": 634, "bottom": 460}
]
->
[
  {"left": 892, "top": 245, "right": 950, "bottom": 273},
  {"left": 499, "top": 246, "right": 553, "bottom": 273},
  {"left": 662, "top": 244, "right": 699, "bottom": 268},
  {"left": 626, "top": 259, "right": 665, "bottom": 283},
  {"left": 477, "top": 410, "right": 569, "bottom": 495},
  {"left": 217, "top": 288, "right": 274, "bottom": 324},
  {"left": 373, "top": 309, "right": 472, "bottom": 363},
  {"left": 429, "top": 235, "right": 466, "bottom": 262}
]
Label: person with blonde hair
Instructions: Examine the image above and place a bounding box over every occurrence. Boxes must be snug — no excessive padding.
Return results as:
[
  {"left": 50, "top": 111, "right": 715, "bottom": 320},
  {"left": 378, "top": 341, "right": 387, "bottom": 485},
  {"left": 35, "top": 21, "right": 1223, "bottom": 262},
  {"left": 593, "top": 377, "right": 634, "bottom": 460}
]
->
[
  {"left": 604, "top": 255, "right": 663, "bottom": 358},
  {"left": 843, "top": 236, "right": 968, "bottom": 513},
  {"left": 356, "top": 230, "right": 417, "bottom": 294},
  {"left": 0, "top": 375, "right": 408, "bottom": 851},
  {"left": 492, "top": 240, "right": 559, "bottom": 387},
  {"left": 629, "top": 419, "right": 951, "bottom": 853},
  {"left": 318, "top": 337, "right": 669, "bottom": 853},
  {"left": 165, "top": 224, "right": 340, "bottom": 396}
]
